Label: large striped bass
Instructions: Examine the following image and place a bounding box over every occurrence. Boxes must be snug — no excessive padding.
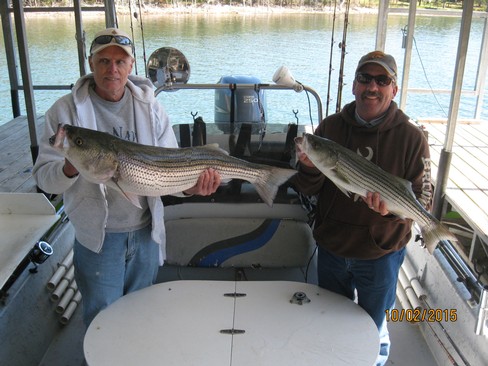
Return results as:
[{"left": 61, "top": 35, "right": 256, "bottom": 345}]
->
[
  {"left": 295, "top": 133, "right": 457, "bottom": 253},
  {"left": 50, "top": 124, "right": 296, "bottom": 207}
]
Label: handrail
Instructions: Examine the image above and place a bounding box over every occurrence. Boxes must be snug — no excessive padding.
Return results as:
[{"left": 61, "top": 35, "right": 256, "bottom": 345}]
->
[{"left": 155, "top": 83, "right": 324, "bottom": 124}]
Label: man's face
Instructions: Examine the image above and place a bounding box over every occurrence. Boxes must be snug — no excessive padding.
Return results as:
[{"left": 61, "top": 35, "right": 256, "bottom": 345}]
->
[
  {"left": 89, "top": 46, "right": 134, "bottom": 102},
  {"left": 352, "top": 63, "right": 398, "bottom": 122}
]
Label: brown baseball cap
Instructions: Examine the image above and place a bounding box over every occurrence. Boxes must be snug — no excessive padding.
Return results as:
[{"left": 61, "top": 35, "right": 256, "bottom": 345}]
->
[{"left": 356, "top": 51, "right": 397, "bottom": 81}]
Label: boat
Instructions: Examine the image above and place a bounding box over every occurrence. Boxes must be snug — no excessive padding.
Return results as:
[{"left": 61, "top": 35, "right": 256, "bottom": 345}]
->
[{"left": 1, "top": 1, "right": 487, "bottom": 365}]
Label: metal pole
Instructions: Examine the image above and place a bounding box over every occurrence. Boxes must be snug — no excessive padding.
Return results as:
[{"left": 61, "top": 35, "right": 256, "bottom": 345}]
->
[
  {"left": 375, "top": 0, "right": 389, "bottom": 51},
  {"left": 432, "top": 0, "right": 474, "bottom": 219},
  {"left": 12, "top": 0, "right": 39, "bottom": 164},
  {"left": 0, "top": 1, "right": 21, "bottom": 118},
  {"left": 398, "top": 0, "right": 417, "bottom": 111},
  {"left": 73, "top": 0, "right": 86, "bottom": 77},
  {"left": 104, "top": 0, "right": 117, "bottom": 28},
  {"left": 474, "top": 11, "right": 488, "bottom": 120}
]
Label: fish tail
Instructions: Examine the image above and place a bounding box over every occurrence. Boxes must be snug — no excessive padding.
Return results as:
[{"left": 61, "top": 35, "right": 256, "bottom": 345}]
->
[
  {"left": 254, "top": 167, "right": 297, "bottom": 206},
  {"left": 421, "top": 220, "right": 458, "bottom": 254}
]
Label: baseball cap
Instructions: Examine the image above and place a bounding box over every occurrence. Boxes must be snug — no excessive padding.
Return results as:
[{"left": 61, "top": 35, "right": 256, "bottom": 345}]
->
[
  {"left": 356, "top": 51, "right": 397, "bottom": 81},
  {"left": 89, "top": 28, "right": 134, "bottom": 57}
]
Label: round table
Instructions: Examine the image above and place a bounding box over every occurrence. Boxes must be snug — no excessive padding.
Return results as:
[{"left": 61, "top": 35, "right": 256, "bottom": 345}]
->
[{"left": 84, "top": 280, "right": 379, "bottom": 366}]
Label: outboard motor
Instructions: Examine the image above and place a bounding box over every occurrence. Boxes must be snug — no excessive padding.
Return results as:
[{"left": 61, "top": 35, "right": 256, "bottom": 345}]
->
[{"left": 214, "top": 75, "right": 267, "bottom": 134}]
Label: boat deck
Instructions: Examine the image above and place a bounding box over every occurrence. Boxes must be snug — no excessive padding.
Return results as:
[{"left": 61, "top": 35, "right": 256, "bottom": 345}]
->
[
  {"left": 423, "top": 120, "right": 488, "bottom": 272},
  {"left": 0, "top": 115, "right": 440, "bottom": 365}
]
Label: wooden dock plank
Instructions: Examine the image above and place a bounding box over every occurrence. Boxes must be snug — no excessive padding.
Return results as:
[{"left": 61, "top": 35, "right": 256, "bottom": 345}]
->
[
  {"left": 0, "top": 116, "right": 44, "bottom": 193},
  {"left": 428, "top": 125, "right": 488, "bottom": 190},
  {"left": 425, "top": 122, "right": 488, "bottom": 244}
]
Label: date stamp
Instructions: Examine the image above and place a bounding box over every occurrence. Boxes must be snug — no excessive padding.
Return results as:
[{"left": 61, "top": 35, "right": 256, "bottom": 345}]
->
[{"left": 385, "top": 308, "right": 457, "bottom": 323}]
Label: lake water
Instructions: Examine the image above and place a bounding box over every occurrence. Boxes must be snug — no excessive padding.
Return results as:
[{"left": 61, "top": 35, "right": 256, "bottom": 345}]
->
[{"left": 1, "top": 10, "right": 487, "bottom": 127}]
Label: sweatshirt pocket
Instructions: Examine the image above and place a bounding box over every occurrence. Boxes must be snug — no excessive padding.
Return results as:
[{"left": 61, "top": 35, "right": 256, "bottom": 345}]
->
[
  {"left": 66, "top": 197, "right": 107, "bottom": 251},
  {"left": 314, "top": 218, "right": 391, "bottom": 259}
]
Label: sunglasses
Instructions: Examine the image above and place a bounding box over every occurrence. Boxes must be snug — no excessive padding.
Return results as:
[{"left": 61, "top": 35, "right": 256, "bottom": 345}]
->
[
  {"left": 90, "top": 35, "right": 133, "bottom": 54},
  {"left": 355, "top": 73, "right": 394, "bottom": 87}
]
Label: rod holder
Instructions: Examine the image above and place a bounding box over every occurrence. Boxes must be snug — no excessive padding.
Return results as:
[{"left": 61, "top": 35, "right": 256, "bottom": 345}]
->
[{"left": 475, "top": 286, "right": 488, "bottom": 336}]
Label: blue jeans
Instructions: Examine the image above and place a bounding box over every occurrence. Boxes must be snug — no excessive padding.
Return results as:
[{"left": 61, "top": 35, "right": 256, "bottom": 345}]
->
[
  {"left": 73, "top": 225, "right": 159, "bottom": 326},
  {"left": 317, "top": 246, "right": 406, "bottom": 366}
]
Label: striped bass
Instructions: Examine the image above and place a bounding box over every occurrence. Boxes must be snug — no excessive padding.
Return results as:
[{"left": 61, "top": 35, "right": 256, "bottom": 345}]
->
[
  {"left": 295, "top": 133, "right": 457, "bottom": 254},
  {"left": 50, "top": 124, "right": 296, "bottom": 207}
]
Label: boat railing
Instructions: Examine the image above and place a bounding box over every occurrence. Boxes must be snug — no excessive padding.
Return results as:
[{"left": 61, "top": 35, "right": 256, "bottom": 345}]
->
[{"left": 155, "top": 83, "right": 323, "bottom": 124}]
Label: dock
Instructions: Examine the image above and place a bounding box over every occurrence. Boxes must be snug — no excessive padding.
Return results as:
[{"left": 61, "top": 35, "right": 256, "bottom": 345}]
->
[
  {"left": 423, "top": 121, "right": 488, "bottom": 265},
  {"left": 0, "top": 116, "right": 44, "bottom": 194}
]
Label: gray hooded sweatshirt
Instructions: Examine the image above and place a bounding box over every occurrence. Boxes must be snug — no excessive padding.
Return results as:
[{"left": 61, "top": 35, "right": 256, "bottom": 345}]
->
[{"left": 33, "top": 74, "right": 178, "bottom": 264}]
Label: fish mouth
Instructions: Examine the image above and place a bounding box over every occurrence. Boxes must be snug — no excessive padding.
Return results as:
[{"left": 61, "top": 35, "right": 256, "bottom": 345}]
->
[
  {"left": 49, "top": 124, "right": 67, "bottom": 148},
  {"left": 294, "top": 136, "right": 304, "bottom": 152},
  {"left": 48, "top": 134, "right": 56, "bottom": 146}
]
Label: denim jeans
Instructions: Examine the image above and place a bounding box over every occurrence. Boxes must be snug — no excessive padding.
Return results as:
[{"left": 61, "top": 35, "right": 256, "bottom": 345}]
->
[
  {"left": 73, "top": 225, "right": 159, "bottom": 326},
  {"left": 317, "top": 246, "right": 406, "bottom": 366}
]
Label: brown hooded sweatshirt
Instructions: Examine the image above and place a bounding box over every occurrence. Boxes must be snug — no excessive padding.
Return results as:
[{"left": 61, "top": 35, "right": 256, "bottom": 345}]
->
[{"left": 291, "top": 101, "right": 433, "bottom": 259}]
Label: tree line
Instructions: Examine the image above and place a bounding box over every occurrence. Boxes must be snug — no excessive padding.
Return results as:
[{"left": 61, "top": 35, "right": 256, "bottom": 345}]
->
[{"left": 19, "top": 0, "right": 488, "bottom": 11}]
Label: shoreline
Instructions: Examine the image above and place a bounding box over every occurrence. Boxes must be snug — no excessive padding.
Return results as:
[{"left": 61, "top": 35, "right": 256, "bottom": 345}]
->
[{"left": 21, "top": 4, "right": 479, "bottom": 18}]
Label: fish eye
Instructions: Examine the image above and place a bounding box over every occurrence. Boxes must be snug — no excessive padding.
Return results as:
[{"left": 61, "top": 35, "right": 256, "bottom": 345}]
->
[{"left": 75, "top": 137, "right": 83, "bottom": 146}]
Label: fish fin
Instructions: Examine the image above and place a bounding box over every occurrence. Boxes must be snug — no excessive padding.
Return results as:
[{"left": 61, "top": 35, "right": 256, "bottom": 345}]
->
[
  {"left": 200, "top": 143, "right": 229, "bottom": 155},
  {"left": 420, "top": 220, "right": 458, "bottom": 254},
  {"left": 253, "top": 166, "right": 297, "bottom": 206},
  {"left": 124, "top": 192, "right": 143, "bottom": 209},
  {"left": 400, "top": 178, "right": 418, "bottom": 200},
  {"left": 336, "top": 185, "right": 352, "bottom": 198},
  {"left": 329, "top": 167, "right": 353, "bottom": 198},
  {"left": 110, "top": 179, "right": 143, "bottom": 209}
]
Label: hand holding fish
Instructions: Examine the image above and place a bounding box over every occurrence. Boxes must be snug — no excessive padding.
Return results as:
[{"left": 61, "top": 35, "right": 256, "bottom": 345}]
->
[
  {"left": 183, "top": 168, "right": 221, "bottom": 196},
  {"left": 294, "top": 133, "right": 458, "bottom": 253},
  {"left": 364, "top": 192, "right": 389, "bottom": 216},
  {"left": 51, "top": 124, "right": 296, "bottom": 207}
]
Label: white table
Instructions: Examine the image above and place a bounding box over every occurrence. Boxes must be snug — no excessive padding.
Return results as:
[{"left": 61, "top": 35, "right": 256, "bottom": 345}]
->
[
  {"left": 84, "top": 280, "right": 379, "bottom": 366},
  {"left": 0, "top": 193, "right": 59, "bottom": 289}
]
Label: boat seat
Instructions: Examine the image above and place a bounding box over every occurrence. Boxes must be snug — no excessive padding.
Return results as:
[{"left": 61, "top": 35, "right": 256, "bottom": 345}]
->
[{"left": 164, "top": 217, "right": 314, "bottom": 268}]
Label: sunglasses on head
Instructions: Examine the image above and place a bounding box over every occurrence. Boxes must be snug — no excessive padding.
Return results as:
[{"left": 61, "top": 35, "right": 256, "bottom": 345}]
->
[
  {"left": 90, "top": 35, "right": 133, "bottom": 54},
  {"left": 355, "top": 73, "right": 394, "bottom": 87}
]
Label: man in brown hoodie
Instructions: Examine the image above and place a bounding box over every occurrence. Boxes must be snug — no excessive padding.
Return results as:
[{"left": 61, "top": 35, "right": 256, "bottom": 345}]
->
[{"left": 292, "top": 51, "right": 432, "bottom": 365}]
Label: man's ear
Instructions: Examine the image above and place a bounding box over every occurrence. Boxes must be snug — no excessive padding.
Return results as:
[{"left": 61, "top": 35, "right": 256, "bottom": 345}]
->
[{"left": 88, "top": 56, "right": 94, "bottom": 72}]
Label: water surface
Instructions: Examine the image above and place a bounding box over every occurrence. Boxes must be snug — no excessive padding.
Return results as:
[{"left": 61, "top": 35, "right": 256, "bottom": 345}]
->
[{"left": 0, "top": 11, "right": 487, "bottom": 127}]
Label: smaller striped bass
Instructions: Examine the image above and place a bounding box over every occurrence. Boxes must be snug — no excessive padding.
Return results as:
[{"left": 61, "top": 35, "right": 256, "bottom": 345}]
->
[
  {"left": 295, "top": 133, "right": 457, "bottom": 253},
  {"left": 50, "top": 125, "right": 296, "bottom": 207}
]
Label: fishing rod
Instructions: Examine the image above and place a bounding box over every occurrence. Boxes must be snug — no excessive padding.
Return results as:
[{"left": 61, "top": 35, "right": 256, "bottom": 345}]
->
[
  {"left": 335, "top": 0, "right": 351, "bottom": 113},
  {"left": 128, "top": 0, "right": 138, "bottom": 75},
  {"left": 137, "top": 0, "right": 148, "bottom": 77},
  {"left": 326, "top": 0, "right": 338, "bottom": 117}
]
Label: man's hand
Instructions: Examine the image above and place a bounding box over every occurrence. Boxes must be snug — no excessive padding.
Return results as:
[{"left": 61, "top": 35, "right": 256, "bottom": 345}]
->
[
  {"left": 183, "top": 168, "right": 221, "bottom": 196},
  {"left": 296, "top": 149, "right": 315, "bottom": 168},
  {"left": 364, "top": 192, "right": 389, "bottom": 216}
]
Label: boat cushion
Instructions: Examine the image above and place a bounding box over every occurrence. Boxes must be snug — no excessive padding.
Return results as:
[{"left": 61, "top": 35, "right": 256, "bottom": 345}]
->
[{"left": 165, "top": 218, "right": 314, "bottom": 268}]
